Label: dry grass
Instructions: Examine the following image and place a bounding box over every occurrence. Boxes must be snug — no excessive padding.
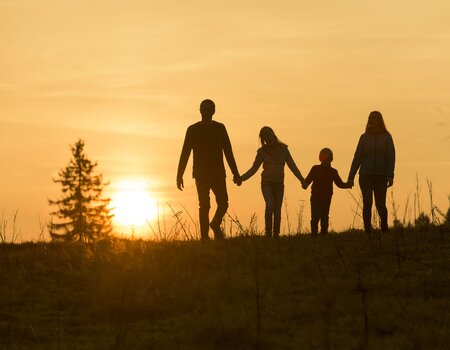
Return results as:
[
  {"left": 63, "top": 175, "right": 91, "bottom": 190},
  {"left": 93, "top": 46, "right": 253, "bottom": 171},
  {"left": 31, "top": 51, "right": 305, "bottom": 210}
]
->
[{"left": 1, "top": 229, "right": 450, "bottom": 349}]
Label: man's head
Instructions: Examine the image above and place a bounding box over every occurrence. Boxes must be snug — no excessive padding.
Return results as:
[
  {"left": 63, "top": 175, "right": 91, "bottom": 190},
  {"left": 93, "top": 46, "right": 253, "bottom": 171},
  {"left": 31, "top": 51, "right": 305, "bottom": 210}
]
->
[{"left": 200, "top": 99, "right": 215, "bottom": 121}]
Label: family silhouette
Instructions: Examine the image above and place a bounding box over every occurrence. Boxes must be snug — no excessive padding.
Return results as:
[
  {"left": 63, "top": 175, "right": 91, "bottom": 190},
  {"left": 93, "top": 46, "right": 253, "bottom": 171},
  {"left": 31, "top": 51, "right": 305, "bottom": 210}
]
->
[{"left": 177, "top": 99, "right": 396, "bottom": 240}]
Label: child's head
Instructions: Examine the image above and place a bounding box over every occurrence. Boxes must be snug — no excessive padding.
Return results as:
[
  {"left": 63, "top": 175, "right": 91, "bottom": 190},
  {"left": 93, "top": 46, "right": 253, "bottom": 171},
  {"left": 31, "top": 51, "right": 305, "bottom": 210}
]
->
[
  {"left": 259, "top": 126, "right": 280, "bottom": 147},
  {"left": 319, "top": 148, "right": 333, "bottom": 164}
]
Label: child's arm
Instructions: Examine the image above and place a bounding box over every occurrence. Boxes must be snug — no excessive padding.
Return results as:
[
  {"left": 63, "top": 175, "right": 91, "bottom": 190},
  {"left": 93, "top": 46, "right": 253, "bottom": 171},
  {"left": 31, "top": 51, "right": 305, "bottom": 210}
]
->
[
  {"left": 240, "top": 150, "right": 264, "bottom": 182},
  {"left": 334, "top": 170, "right": 352, "bottom": 189},
  {"left": 302, "top": 167, "right": 314, "bottom": 189},
  {"left": 285, "top": 148, "right": 305, "bottom": 183}
]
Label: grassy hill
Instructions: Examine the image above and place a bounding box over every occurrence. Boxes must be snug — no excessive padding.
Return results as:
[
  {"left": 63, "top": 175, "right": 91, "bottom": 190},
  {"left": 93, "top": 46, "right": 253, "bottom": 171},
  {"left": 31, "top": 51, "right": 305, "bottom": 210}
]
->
[{"left": 1, "top": 230, "right": 449, "bottom": 349}]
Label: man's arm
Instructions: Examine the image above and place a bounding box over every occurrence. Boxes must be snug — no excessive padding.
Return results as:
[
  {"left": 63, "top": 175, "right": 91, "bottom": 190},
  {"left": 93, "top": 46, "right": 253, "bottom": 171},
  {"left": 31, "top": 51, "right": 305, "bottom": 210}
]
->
[
  {"left": 176, "top": 127, "right": 192, "bottom": 190},
  {"left": 222, "top": 125, "right": 240, "bottom": 178}
]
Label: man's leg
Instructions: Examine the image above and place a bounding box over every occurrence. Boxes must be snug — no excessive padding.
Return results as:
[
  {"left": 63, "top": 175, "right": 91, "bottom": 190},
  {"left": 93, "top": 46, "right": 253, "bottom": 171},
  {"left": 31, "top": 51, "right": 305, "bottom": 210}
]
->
[
  {"left": 272, "top": 183, "right": 284, "bottom": 237},
  {"left": 196, "top": 179, "right": 211, "bottom": 240},
  {"left": 210, "top": 177, "right": 228, "bottom": 239},
  {"left": 374, "top": 176, "right": 388, "bottom": 232},
  {"left": 359, "top": 175, "right": 374, "bottom": 233},
  {"left": 310, "top": 195, "right": 320, "bottom": 235},
  {"left": 261, "top": 184, "right": 274, "bottom": 237}
]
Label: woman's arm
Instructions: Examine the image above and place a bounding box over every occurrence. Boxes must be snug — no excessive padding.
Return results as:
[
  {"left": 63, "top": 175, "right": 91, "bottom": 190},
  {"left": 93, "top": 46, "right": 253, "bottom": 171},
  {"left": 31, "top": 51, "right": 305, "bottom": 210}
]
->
[
  {"left": 348, "top": 134, "right": 364, "bottom": 181},
  {"left": 386, "top": 133, "right": 396, "bottom": 179}
]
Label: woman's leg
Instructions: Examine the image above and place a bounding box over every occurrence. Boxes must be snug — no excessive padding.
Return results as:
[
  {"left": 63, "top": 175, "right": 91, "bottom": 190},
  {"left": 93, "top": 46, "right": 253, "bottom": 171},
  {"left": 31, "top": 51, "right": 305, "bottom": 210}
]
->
[
  {"left": 359, "top": 175, "right": 374, "bottom": 232},
  {"left": 374, "top": 176, "right": 388, "bottom": 232}
]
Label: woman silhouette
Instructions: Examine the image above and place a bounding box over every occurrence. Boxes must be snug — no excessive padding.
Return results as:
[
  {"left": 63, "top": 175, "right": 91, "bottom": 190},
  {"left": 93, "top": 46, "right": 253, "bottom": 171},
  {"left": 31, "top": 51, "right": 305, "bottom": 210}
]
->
[
  {"left": 348, "top": 111, "right": 396, "bottom": 233},
  {"left": 240, "top": 127, "right": 304, "bottom": 237}
]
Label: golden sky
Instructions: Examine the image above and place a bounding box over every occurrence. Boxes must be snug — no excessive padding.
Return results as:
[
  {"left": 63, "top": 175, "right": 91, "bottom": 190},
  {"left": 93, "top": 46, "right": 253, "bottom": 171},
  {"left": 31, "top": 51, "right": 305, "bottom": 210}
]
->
[{"left": 1, "top": 0, "right": 449, "bottom": 239}]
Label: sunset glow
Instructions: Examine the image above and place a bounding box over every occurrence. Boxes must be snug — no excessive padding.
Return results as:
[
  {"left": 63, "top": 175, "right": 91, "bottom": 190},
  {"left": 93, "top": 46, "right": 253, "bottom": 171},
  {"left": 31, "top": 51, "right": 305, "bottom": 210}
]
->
[
  {"left": 111, "top": 180, "right": 158, "bottom": 228},
  {"left": 0, "top": 1, "right": 449, "bottom": 240}
]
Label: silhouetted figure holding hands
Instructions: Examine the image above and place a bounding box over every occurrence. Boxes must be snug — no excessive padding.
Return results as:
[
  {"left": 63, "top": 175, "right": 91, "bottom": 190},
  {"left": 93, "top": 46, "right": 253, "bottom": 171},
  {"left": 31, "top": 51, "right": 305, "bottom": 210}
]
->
[
  {"left": 303, "top": 148, "right": 351, "bottom": 235},
  {"left": 240, "top": 127, "right": 304, "bottom": 238},
  {"left": 347, "top": 111, "right": 396, "bottom": 233},
  {"left": 177, "top": 99, "right": 241, "bottom": 240}
]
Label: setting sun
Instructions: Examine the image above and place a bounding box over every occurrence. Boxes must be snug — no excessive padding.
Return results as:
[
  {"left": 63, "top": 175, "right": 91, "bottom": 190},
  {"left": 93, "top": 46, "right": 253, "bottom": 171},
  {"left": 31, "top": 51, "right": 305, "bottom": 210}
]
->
[{"left": 111, "top": 180, "right": 158, "bottom": 228}]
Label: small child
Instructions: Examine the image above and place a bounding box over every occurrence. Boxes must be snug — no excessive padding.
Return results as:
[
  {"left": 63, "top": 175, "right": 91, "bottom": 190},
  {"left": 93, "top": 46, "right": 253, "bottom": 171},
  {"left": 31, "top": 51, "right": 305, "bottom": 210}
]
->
[{"left": 302, "top": 148, "right": 351, "bottom": 234}]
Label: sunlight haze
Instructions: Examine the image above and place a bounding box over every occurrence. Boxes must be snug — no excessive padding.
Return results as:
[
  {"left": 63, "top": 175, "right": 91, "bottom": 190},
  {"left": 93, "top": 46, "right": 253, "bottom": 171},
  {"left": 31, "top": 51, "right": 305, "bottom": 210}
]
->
[{"left": 1, "top": 0, "right": 449, "bottom": 240}]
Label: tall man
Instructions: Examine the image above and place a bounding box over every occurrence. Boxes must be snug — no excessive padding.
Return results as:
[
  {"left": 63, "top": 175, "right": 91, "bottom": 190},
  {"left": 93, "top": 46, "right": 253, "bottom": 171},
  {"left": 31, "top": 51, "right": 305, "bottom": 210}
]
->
[{"left": 177, "top": 99, "right": 241, "bottom": 240}]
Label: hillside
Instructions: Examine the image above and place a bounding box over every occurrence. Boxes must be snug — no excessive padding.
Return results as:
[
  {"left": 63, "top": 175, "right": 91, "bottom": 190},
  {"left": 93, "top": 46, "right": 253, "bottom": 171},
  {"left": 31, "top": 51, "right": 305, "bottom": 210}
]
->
[{"left": 1, "top": 231, "right": 449, "bottom": 349}]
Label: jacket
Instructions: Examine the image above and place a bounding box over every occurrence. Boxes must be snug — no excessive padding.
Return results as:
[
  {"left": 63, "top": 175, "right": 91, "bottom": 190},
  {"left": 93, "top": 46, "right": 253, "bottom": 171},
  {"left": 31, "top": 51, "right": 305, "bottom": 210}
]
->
[
  {"left": 241, "top": 143, "right": 303, "bottom": 184},
  {"left": 348, "top": 131, "right": 395, "bottom": 180}
]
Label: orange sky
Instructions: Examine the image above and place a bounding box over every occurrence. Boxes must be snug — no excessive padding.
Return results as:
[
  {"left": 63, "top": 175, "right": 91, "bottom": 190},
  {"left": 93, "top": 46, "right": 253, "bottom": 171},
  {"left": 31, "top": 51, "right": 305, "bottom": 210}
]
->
[{"left": 1, "top": 0, "right": 449, "bottom": 240}]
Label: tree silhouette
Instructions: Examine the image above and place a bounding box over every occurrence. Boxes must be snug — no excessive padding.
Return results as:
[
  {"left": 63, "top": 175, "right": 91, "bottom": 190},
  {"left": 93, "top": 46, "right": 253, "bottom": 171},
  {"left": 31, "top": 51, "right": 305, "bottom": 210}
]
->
[{"left": 48, "top": 139, "right": 113, "bottom": 242}]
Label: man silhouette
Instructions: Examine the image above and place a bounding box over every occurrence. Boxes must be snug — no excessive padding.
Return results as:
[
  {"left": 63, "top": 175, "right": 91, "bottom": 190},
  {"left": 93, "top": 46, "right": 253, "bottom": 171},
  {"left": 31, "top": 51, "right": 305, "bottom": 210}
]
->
[{"left": 177, "top": 99, "right": 241, "bottom": 240}]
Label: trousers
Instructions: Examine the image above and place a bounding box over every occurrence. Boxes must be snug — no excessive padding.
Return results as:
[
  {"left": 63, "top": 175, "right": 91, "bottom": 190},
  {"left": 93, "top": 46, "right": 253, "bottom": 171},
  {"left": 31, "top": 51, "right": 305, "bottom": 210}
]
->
[
  {"left": 196, "top": 177, "right": 228, "bottom": 239},
  {"left": 310, "top": 194, "right": 332, "bottom": 234},
  {"left": 261, "top": 182, "right": 284, "bottom": 237},
  {"left": 359, "top": 175, "right": 388, "bottom": 232}
]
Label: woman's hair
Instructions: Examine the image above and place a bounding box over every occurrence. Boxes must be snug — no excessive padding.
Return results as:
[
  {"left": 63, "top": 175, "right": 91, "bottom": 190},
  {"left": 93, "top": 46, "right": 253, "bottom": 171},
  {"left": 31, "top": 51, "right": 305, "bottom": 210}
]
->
[
  {"left": 365, "top": 111, "right": 388, "bottom": 133},
  {"left": 259, "top": 126, "right": 283, "bottom": 147}
]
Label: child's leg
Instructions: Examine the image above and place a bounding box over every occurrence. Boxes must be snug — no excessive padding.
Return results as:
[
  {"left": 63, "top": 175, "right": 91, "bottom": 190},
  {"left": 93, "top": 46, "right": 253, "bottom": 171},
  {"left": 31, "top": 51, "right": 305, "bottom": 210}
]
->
[
  {"left": 310, "top": 195, "right": 320, "bottom": 234},
  {"left": 320, "top": 196, "right": 332, "bottom": 234},
  {"left": 261, "top": 184, "right": 275, "bottom": 237}
]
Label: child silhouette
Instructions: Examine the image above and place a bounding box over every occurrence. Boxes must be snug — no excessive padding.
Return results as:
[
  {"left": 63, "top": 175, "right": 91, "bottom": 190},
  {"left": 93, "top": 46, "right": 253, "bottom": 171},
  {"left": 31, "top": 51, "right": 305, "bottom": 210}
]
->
[{"left": 303, "top": 148, "right": 351, "bottom": 235}]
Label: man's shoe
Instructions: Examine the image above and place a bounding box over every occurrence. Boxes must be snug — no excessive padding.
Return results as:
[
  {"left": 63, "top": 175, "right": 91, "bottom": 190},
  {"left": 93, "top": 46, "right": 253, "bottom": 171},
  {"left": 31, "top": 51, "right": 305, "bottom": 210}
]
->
[{"left": 210, "top": 221, "right": 225, "bottom": 240}]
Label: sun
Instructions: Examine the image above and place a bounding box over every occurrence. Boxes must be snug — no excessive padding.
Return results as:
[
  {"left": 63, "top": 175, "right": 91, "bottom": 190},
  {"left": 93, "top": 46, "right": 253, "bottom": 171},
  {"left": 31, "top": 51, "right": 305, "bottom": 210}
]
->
[{"left": 111, "top": 180, "right": 158, "bottom": 228}]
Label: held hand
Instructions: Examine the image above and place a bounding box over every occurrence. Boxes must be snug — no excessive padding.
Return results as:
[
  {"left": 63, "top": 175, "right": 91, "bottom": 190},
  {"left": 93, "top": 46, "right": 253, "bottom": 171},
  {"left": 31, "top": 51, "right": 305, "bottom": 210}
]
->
[
  {"left": 177, "top": 177, "right": 184, "bottom": 191},
  {"left": 233, "top": 174, "right": 242, "bottom": 186},
  {"left": 347, "top": 179, "right": 354, "bottom": 188},
  {"left": 300, "top": 179, "right": 307, "bottom": 189},
  {"left": 387, "top": 177, "right": 394, "bottom": 188}
]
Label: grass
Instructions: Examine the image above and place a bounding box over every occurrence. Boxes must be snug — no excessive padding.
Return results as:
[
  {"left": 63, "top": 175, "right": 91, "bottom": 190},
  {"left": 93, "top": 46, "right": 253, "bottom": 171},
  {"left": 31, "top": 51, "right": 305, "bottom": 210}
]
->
[{"left": 1, "top": 229, "right": 450, "bottom": 349}]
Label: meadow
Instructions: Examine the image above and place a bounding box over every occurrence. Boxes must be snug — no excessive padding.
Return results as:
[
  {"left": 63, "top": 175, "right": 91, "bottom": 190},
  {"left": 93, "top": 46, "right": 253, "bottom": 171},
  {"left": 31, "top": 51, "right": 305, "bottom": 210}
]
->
[{"left": 1, "top": 227, "right": 449, "bottom": 349}]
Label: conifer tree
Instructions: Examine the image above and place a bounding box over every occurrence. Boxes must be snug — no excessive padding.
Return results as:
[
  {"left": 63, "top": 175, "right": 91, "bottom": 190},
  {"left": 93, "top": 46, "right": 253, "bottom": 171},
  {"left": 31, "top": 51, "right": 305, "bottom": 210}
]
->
[{"left": 48, "top": 139, "right": 113, "bottom": 242}]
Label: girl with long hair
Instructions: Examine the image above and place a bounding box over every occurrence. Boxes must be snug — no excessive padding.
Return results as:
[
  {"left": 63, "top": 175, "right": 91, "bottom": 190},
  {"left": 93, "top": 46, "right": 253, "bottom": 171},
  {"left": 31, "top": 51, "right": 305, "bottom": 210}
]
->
[{"left": 239, "top": 126, "right": 304, "bottom": 237}]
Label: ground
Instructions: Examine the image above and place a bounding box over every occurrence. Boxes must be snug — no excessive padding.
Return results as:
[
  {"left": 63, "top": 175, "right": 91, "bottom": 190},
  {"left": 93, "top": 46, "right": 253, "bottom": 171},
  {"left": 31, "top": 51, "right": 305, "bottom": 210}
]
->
[{"left": 1, "top": 230, "right": 449, "bottom": 349}]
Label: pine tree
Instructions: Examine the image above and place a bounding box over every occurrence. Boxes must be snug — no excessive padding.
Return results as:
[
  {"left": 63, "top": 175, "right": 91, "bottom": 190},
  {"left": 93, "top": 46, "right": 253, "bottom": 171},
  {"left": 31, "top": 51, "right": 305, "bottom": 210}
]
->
[{"left": 48, "top": 139, "right": 113, "bottom": 242}]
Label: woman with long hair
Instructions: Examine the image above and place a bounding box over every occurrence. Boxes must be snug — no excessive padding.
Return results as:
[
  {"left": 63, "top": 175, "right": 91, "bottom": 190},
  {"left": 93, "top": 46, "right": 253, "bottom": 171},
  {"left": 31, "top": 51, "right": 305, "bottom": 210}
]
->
[
  {"left": 240, "top": 126, "right": 304, "bottom": 237},
  {"left": 348, "top": 111, "right": 396, "bottom": 232}
]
